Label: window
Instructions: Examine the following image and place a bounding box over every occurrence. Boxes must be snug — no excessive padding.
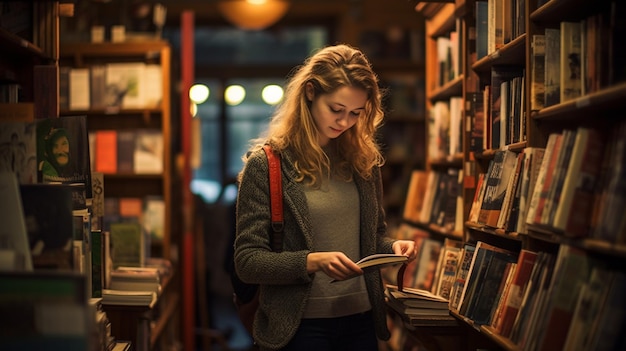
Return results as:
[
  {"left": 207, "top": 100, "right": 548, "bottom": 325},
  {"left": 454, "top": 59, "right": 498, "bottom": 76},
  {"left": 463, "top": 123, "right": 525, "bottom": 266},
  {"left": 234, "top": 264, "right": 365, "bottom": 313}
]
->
[{"left": 165, "top": 25, "right": 329, "bottom": 203}]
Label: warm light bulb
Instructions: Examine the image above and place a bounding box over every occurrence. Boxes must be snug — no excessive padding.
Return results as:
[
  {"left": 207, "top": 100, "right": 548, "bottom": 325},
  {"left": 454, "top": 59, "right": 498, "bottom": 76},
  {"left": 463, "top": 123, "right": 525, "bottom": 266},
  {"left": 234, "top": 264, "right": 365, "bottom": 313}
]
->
[
  {"left": 262, "top": 84, "right": 284, "bottom": 105},
  {"left": 225, "top": 85, "right": 246, "bottom": 105},
  {"left": 189, "top": 84, "right": 210, "bottom": 104}
]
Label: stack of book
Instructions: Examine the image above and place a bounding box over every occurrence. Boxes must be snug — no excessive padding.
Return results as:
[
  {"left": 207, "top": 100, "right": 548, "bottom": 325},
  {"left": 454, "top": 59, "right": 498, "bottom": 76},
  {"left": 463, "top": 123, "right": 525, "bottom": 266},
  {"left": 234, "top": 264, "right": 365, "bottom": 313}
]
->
[
  {"left": 385, "top": 284, "right": 450, "bottom": 317},
  {"left": 108, "top": 266, "right": 161, "bottom": 295},
  {"left": 102, "top": 265, "right": 165, "bottom": 307},
  {"left": 101, "top": 289, "right": 156, "bottom": 308}
]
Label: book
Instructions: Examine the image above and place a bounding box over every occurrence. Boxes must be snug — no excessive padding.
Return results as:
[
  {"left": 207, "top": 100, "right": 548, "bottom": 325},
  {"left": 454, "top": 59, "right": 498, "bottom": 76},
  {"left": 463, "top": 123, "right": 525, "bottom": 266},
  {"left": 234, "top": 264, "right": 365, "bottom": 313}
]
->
[
  {"left": 560, "top": 21, "right": 582, "bottom": 102},
  {"left": 496, "top": 151, "right": 524, "bottom": 229},
  {"left": 544, "top": 27, "right": 561, "bottom": 107},
  {"left": 109, "top": 222, "right": 145, "bottom": 269},
  {"left": 510, "top": 252, "right": 556, "bottom": 346},
  {"left": 478, "top": 149, "right": 518, "bottom": 227},
  {"left": 552, "top": 128, "right": 605, "bottom": 236},
  {"left": 394, "top": 224, "right": 430, "bottom": 289},
  {"left": 592, "top": 121, "right": 626, "bottom": 244},
  {"left": 467, "top": 172, "right": 487, "bottom": 223},
  {"left": 536, "top": 245, "right": 590, "bottom": 351},
  {"left": 36, "top": 115, "right": 93, "bottom": 201},
  {"left": 460, "top": 242, "right": 517, "bottom": 320},
  {"left": 101, "top": 289, "right": 156, "bottom": 307},
  {"left": 490, "top": 66, "right": 523, "bottom": 149},
  {"left": 385, "top": 286, "right": 450, "bottom": 317},
  {"left": 525, "top": 133, "right": 560, "bottom": 226},
  {"left": 412, "top": 238, "right": 442, "bottom": 292},
  {"left": 468, "top": 91, "right": 485, "bottom": 153},
  {"left": 494, "top": 249, "right": 538, "bottom": 337},
  {"left": 356, "top": 253, "right": 408, "bottom": 270},
  {"left": 517, "top": 147, "right": 545, "bottom": 234},
  {"left": 94, "top": 130, "right": 117, "bottom": 174},
  {"left": 541, "top": 129, "right": 577, "bottom": 226},
  {"left": 433, "top": 238, "right": 463, "bottom": 299},
  {"left": 475, "top": 0, "right": 489, "bottom": 61},
  {"left": 133, "top": 129, "right": 163, "bottom": 174},
  {"left": 116, "top": 130, "right": 135, "bottom": 173},
  {"left": 0, "top": 120, "right": 37, "bottom": 184},
  {"left": 530, "top": 34, "right": 546, "bottom": 111},
  {"left": 586, "top": 272, "right": 626, "bottom": 351},
  {"left": 563, "top": 266, "right": 614, "bottom": 351},
  {"left": 402, "top": 170, "right": 429, "bottom": 223},
  {"left": 386, "top": 285, "right": 450, "bottom": 309},
  {"left": 105, "top": 62, "right": 147, "bottom": 109},
  {"left": 449, "top": 243, "right": 476, "bottom": 311},
  {"left": 333, "top": 253, "right": 408, "bottom": 282},
  {"left": 69, "top": 68, "right": 90, "bottom": 110}
]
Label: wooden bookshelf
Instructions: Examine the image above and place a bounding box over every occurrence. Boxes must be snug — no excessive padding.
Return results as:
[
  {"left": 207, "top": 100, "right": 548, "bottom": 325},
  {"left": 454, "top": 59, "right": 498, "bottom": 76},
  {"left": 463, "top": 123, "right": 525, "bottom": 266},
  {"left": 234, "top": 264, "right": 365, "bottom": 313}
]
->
[
  {"left": 58, "top": 40, "right": 179, "bottom": 351},
  {"left": 393, "top": 0, "right": 626, "bottom": 350}
]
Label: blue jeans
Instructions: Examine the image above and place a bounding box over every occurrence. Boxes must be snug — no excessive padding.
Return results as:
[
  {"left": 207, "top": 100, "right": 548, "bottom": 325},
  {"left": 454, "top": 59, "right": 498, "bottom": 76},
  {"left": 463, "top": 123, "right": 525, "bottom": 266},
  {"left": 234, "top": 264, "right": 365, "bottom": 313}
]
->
[{"left": 282, "top": 311, "right": 378, "bottom": 351}]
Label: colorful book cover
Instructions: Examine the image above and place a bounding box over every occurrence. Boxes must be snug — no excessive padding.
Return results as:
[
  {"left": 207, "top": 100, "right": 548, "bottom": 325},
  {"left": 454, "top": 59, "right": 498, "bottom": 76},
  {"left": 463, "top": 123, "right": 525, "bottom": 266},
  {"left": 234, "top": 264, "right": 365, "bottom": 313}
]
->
[{"left": 36, "top": 115, "right": 93, "bottom": 202}]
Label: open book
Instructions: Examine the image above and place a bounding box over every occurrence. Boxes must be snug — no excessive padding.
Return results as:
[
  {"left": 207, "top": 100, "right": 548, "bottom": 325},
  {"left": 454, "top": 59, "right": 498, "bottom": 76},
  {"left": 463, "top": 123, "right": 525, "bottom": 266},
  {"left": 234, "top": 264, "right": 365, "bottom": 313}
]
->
[
  {"left": 356, "top": 253, "right": 409, "bottom": 269},
  {"left": 332, "top": 254, "right": 408, "bottom": 283}
]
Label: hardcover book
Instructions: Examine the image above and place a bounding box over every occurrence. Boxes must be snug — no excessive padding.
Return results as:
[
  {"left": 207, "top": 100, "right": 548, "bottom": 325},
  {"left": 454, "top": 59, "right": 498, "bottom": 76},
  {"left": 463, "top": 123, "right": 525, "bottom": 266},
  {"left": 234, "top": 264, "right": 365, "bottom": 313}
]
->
[
  {"left": 544, "top": 28, "right": 561, "bottom": 107},
  {"left": 560, "top": 21, "right": 583, "bottom": 102},
  {"left": 478, "top": 149, "right": 518, "bottom": 227},
  {"left": 552, "top": 128, "right": 605, "bottom": 236},
  {"left": 530, "top": 34, "right": 546, "bottom": 111}
]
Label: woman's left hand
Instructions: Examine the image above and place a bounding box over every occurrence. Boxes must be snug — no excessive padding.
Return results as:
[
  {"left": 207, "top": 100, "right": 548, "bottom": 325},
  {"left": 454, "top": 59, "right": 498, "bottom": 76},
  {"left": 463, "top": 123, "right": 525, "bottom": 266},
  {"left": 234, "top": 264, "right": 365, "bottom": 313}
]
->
[{"left": 392, "top": 240, "right": 418, "bottom": 261}]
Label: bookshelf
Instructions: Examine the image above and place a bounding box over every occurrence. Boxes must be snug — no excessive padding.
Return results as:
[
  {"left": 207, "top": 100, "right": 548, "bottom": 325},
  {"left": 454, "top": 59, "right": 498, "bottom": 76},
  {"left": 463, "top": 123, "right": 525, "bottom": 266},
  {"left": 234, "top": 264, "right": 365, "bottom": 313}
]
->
[
  {"left": 58, "top": 41, "right": 179, "bottom": 351},
  {"left": 388, "top": 0, "right": 626, "bottom": 350},
  {"left": 58, "top": 41, "right": 174, "bottom": 262}
]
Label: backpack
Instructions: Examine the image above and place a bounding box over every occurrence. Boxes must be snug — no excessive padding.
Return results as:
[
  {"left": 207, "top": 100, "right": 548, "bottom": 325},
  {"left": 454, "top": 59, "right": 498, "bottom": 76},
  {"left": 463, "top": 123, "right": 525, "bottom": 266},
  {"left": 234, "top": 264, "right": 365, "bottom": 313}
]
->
[{"left": 231, "top": 144, "right": 283, "bottom": 336}]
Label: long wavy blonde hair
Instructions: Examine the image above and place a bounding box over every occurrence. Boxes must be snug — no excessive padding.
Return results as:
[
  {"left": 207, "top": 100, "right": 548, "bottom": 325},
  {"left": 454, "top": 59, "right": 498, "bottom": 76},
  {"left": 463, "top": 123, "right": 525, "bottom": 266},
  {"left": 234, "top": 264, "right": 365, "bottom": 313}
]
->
[{"left": 242, "top": 44, "right": 386, "bottom": 188}]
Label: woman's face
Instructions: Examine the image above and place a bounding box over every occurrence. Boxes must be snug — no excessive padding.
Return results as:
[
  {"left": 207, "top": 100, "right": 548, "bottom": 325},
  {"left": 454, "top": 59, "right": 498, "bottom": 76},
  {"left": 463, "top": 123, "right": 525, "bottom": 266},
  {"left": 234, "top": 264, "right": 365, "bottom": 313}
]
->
[
  {"left": 52, "top": 135, "right": 70, "bottom": 166},
  {"left": 306, "top": 83, "right": 367, "bottom": 147}
]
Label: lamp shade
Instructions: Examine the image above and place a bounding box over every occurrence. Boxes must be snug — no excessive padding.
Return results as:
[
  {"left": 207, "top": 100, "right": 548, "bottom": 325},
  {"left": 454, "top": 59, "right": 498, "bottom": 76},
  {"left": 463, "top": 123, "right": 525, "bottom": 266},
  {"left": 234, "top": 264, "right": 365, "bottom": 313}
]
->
[{"left": 217, "top": 0, "right": 290, "bottom": 30}]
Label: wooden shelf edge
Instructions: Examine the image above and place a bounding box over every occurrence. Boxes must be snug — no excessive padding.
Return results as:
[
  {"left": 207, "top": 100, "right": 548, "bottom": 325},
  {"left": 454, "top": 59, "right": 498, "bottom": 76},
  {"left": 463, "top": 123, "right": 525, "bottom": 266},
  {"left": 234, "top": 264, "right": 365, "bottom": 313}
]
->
[
  {"left": 428, "top": 75, "right": 464, "bottom": 102},
  {"left": 532, "top": 81, "right": 626, "bottom": 120},
  {"left": 472, "top": 34, "right": 526, "bottom": 74}
]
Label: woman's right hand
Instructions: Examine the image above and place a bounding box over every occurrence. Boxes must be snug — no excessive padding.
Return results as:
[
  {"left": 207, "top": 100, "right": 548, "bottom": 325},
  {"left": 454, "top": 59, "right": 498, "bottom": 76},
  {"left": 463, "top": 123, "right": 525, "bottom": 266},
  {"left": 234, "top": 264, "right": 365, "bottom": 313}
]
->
[{"left": 306, "top": 251, "right": 363, "bottom": 281}]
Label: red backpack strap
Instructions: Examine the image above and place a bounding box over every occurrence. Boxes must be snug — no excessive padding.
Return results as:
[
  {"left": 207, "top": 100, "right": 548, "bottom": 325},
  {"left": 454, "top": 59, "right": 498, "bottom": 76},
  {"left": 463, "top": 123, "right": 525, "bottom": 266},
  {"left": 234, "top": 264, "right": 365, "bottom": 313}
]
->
[{"left": 262, "top": 144, "right": 283, "bottom": 252}]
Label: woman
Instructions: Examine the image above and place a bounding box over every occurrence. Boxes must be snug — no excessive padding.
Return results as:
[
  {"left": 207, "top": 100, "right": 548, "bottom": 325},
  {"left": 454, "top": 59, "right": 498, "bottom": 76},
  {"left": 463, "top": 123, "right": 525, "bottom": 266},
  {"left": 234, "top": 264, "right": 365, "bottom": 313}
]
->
[{"left": 234, "top": 44, "right": 418, "bottom": 351}]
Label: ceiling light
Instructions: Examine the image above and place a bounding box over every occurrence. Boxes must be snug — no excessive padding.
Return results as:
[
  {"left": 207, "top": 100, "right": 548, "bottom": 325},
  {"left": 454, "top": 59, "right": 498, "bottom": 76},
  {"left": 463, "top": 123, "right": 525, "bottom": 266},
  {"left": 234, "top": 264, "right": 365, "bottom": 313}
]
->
[{"left": 217, "top": 0, "right": 290, "bottom": 31}]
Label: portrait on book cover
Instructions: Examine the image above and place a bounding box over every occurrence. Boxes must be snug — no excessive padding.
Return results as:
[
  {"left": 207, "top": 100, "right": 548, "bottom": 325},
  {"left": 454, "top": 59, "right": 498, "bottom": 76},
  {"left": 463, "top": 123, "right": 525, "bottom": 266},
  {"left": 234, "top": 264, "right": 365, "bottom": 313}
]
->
[{"left": 36, "top": 115, "right": 93, "bottom": 200}]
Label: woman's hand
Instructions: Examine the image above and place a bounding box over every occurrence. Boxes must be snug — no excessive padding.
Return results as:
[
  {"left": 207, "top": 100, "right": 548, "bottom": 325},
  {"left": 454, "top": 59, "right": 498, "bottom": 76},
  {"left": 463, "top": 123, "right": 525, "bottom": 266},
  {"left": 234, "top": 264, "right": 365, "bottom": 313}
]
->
[
  {"left": 306, "top": 251, "right": 363, "bottom": 281},
  {"left": 392, "top": 240, "right": 418, "bottom": 261}
]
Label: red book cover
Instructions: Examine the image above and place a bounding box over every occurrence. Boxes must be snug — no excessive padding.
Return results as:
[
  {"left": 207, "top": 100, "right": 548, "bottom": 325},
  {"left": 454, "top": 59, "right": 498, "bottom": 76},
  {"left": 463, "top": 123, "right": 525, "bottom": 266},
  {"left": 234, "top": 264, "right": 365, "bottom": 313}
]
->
[{"left": 495, "top": 249, "right": 538, "bottom": 337}]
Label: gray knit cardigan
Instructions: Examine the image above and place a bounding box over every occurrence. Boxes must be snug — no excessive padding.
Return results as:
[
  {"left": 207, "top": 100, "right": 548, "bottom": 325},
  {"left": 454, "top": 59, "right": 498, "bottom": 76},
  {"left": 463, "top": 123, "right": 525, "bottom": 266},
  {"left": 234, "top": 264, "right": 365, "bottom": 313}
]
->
[{"left": 234, "top": 147, "right": 396, "bottom": 350}]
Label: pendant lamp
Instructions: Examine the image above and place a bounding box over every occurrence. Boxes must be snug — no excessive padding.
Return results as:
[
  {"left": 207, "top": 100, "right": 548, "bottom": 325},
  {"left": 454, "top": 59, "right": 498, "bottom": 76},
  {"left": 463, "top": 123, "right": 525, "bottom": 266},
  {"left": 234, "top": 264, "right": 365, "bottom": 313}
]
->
[{"left": 217, "top": 0, "right": 290, "bottom": 31}]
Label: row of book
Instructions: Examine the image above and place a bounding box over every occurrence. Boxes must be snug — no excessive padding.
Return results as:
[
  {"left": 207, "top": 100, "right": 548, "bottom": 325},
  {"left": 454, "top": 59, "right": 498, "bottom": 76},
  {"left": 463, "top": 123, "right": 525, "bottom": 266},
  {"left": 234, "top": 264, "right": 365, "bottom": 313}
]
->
[
  {"left": 89, "top": 128, "right": 164, "bottom": 175},
  {"left": 466, "top": 123, "right": 625, "bottom": 242},
  {"left": 530, "top": 10, "right": 625, "bottom": 112},
  {"left": 60, "top": 63, "right": 163, "bottom": 111},
  {"left": 475, "top": 0, "right": 526, "bottom": 60},
  {"left": 452, "top": 241, "right": 625, "bottom": 351},
  {"left": 402, "top": 168, "right": 464, "bottom": 235},
  {"left": 390, "top": 224, "right": 463, "bottom": 300},
  {"left": 426, "top": 97, "right": 463, "bottom": 161},
  {"left": 468, "top": 65, "right": 526, "bottom": 152},
  {"left": 388, "top": 226, "right": 626, "bottom": 351}
]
